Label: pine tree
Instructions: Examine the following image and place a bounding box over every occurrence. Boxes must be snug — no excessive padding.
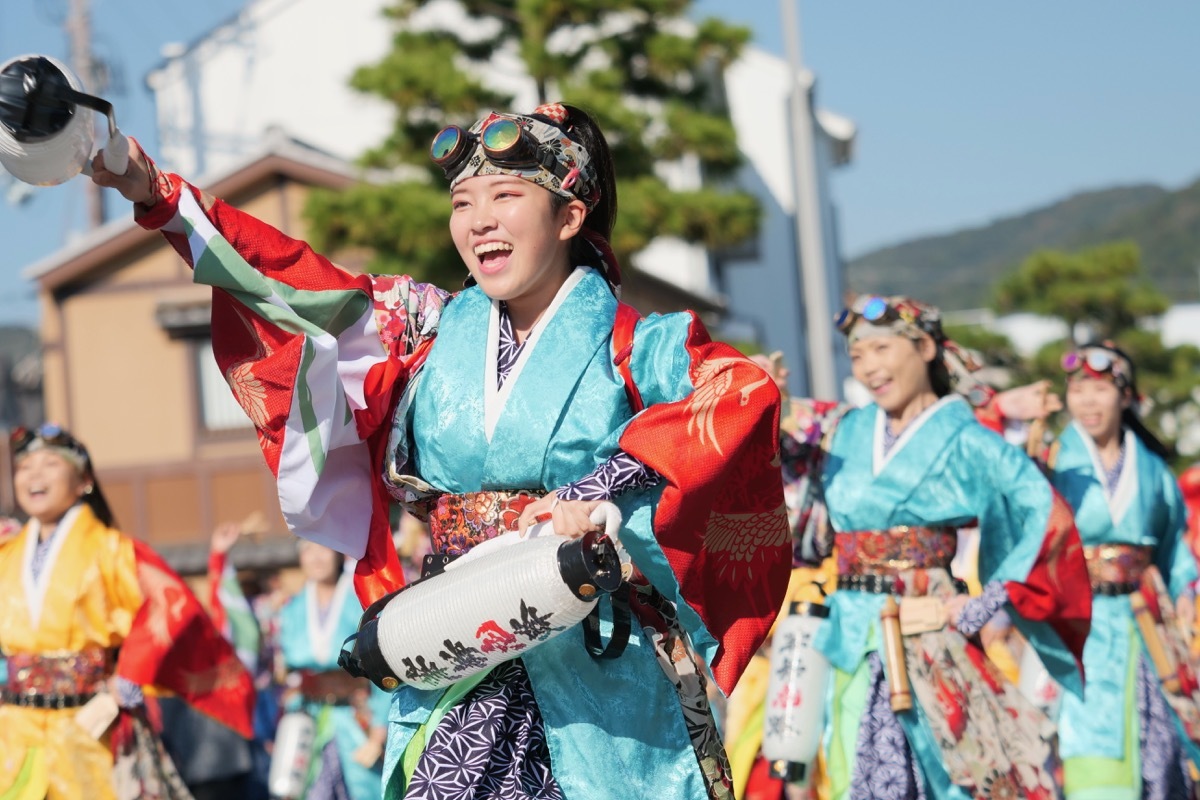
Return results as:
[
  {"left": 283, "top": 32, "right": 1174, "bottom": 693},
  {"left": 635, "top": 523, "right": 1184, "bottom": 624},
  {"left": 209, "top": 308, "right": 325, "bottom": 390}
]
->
[
  {"left": 993, "top": 241, "right": 1200, "bottom": 463},
  {"left": 303, "top": 0, "right": 759, "bottom": 288}
]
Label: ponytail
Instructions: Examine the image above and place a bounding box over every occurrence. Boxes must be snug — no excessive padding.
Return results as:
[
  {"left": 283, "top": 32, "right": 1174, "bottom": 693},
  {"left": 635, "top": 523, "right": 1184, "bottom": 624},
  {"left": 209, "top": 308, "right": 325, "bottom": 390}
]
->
[
  {"left": 538, "top": 104, "right": 622, "bottom": 293},
  {"left": 85, "top": 471, "right": 117, "bottom": 528},
  {"left": 1124, "top": 408, "right": 1172, "bottom": 462}
]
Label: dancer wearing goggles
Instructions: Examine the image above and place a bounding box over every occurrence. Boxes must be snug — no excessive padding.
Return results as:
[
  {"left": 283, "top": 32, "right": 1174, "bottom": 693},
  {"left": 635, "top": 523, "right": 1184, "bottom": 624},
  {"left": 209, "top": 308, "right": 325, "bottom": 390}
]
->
[
  {"left": 91, "top": 102, "right": 789, "bottom": 800},
  {"left": 1060, "top": 344, "right": 1134, "bottom": 388},
  {"left": 430, "top": 113, "right": 600, "bottom": 211},
  {"left": 1036, "top": 341, "right": 1200, "bottom": 799},
  {"left": 764, "top": 293, "right": 1090, "bottom": 800},
  {"left": 0, "top": 424, "right": 254, "bottom": 799}
]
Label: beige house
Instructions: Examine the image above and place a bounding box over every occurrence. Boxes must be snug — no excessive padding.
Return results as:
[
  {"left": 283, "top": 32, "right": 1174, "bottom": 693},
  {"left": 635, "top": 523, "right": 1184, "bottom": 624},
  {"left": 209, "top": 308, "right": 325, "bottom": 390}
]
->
[{"left": 25, "top": 138, "right": 720, "bottom": 573}]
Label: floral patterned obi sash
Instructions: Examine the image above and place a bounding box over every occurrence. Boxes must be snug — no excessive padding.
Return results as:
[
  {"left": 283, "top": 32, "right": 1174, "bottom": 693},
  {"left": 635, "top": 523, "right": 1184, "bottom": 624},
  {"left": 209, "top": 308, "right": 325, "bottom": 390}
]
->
[
  {"left": 4, "top": 646, "right": 113, "bottom": 699},
  {"left": 415, "top": 491, "right": 546, "bottom": 555},
  {"left": 1083, "top": 543, "right": 1154, "bottom": 595},
  {"left": 835, "top": 526, "right": 958, "bottom": 577}
]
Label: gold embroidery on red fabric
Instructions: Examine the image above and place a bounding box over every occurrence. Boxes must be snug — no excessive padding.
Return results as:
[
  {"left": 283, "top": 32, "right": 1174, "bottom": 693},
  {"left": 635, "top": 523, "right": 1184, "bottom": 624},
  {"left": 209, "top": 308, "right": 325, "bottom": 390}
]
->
[
  {"left": 224, "top": 307, "right": 272, "bottom": 432},
  {"left": 704, "top": 504, "right": 789, "bottom": 586}
]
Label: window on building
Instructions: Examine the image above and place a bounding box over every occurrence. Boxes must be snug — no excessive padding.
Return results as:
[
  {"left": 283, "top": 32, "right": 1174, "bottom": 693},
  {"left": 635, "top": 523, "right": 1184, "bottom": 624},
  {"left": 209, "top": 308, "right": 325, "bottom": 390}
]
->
[{"left": 196, "top": 338, "right": 254, "bottom": 431}]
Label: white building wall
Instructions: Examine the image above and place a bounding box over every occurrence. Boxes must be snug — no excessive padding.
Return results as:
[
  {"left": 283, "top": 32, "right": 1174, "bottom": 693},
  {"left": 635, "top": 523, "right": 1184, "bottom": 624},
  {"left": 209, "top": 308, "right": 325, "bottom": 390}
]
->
[
  {"left": 1162, "top": 304, "right": 1200, "bottom": 349},
  {"left": 149, "top": 0, "right": 394, "bottom": 177},
  {"left": 718, "top": 48, "right": 854, "bottom": 396}
]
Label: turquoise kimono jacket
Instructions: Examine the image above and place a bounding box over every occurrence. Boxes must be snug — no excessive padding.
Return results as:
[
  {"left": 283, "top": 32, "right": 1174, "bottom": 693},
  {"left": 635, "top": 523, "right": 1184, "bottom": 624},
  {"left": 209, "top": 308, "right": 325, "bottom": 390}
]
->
[
  {"left": 280, "top": 574, "right": 391, "bottom": 800},
  {"left": 144, "top": 175, "right": 788, "bottom": 800},
  {"left": 816, "top": 397, "right": 1089, "bottom": 796},
  {"left": 1051, "top": 422, "right": 1197, "bottom": 760},
  {"left": 384, "top": 269, "right": 728, "bottom": 799}
]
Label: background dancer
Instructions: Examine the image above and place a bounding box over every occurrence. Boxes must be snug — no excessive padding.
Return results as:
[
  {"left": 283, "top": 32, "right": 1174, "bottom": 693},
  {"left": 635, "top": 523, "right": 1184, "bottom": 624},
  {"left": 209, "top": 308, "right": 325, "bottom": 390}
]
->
[
  {"left": 1046, "top": 341, "right": 1200, "bottom": 800},
  {"left": 0, "top": 424, "right": 254, "bottom": 799},
  {"left": 777, "top": 294, "right": 1091, "bottom": 800},
  {"left": 279, "top": 541, "right": 389, "bottom": 800}
]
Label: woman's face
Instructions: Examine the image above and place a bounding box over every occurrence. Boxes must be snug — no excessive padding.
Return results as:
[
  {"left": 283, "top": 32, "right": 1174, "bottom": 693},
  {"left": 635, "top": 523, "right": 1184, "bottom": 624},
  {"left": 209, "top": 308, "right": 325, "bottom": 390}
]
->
[
  {"left": 1066, "top": 375, "right": 1127, "bottom": 442},
  {"left": 13, "top": 450, "right": 88, "bottom": 526},
  {"left": 849, "top": 333, "right": 936, "bottom": 415},
  {"left": 449, "top": 174, "right": 586, "bottom": 309},
  {"left": 298, "top": 541, "right": 342, "bottom": 584}
]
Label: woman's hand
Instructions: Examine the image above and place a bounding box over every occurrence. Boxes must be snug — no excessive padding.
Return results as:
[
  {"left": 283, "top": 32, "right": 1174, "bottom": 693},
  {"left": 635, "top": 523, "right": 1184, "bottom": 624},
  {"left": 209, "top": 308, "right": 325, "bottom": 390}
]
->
[
  {"left": 352, "top": 725, "right": 387, "bottom": 767},
  {"left": 88, "top": 140, "right": 155, "bottom": 205},
  {"left": 517, "top": 492, "right": 603, "bottom": 540},
  {"left": 943, "top": 594, "right": 972, "bottom": 629},
  {"left": 210, "top": 521, "right": 243, "bottom": 556},
  {"left": 995, "top": 380, "right": 1063, "bottom": 422}
]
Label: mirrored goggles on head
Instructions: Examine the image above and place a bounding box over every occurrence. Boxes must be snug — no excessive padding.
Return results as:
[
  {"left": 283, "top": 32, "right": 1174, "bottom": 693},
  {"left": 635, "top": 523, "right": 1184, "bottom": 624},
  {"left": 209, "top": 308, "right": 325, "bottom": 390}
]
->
[
  {"left": 10, "top": 422, "right": 89, "bottom": 463},
  {"left": 431, "top": 115, "right": 567, "bottom": 184},
  {"left": 835, "top": 295, "right": 901, "bottom": 334},
  {"left": 1061, "top": 348, "right": 1130, "bottom": 386}
]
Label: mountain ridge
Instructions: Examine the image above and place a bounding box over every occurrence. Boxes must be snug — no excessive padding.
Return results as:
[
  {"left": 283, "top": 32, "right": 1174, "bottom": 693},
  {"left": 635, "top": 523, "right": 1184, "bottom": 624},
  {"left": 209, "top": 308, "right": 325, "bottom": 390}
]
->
[{"left": 845, "top": 178, "right": 1200, "bottom": 310}]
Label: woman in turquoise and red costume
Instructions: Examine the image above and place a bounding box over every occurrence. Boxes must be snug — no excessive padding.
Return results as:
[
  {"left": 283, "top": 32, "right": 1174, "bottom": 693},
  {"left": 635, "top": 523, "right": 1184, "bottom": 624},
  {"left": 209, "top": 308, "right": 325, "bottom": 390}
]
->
[
  {"left": 778, "top": 295, "right": 1092, "bottom": 800},
  {"left": 1044, "top": 342, "right": 1200, "bottom": 799},
  {"left": 91, "top": 103, "right": 789, "bottom": 800},
  {"left": 277, "top": 541, "right": 390, "bottom": 800},
  {"left": 0, "top": 424, "right": 254, "bottom": 799}
]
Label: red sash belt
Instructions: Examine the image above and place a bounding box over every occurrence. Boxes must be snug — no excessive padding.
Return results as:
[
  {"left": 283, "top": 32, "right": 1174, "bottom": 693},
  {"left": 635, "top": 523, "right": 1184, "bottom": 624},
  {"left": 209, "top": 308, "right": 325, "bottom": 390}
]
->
[
  {"left": 1083, "top": 543, "right": 1154, "bottom": 596},
  {"left": 415, "top": 490, "right": 545, "bottom": 555},
  {"left": 3, "top": 647, "right": 113, "bottom": 707},
  {"left": 836, "top": 526, "right": 958, "bottom": 577}
]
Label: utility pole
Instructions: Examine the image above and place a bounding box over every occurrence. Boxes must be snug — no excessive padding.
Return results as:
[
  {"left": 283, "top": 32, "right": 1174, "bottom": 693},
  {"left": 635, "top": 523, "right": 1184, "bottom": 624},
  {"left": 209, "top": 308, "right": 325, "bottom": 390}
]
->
[
  {"left": 66, "top": 0, "right": 104, "bottom": 228},
  {"left": 781, "top": 0, "right": 837, "bottom": 399}
]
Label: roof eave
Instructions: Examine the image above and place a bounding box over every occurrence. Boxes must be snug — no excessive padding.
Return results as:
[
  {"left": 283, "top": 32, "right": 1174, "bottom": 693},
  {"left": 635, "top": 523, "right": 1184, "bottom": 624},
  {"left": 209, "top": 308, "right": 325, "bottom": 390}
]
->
[{"left": 26, "top": 149, "right": 361, "bottom": 291}]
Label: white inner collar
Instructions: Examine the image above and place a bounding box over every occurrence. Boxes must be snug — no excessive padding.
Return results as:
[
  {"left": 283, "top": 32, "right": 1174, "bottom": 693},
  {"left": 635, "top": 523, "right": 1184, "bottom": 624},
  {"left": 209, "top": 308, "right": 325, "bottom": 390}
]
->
[
  {"left": 306, "top": 572, "right": 352, "bottom": 664},
  {"left": 22, "top": 504, "right": 84, "bottom": 628},
  {"left": 483, "top": 267, "right": 587, "bottom": 442},
  {"left": 1074, "top": 421, "right": 1138, "bottom": 526},
  {"left": 872, "top": 395, "right": 960, "bottom": 476}
]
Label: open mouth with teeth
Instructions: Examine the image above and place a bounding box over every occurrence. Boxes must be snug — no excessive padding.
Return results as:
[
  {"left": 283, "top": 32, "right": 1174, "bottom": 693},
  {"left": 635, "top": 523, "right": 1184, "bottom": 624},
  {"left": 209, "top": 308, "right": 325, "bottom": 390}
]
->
[{"left": 474, "top": 241, "right": 514, "bottom": 273}]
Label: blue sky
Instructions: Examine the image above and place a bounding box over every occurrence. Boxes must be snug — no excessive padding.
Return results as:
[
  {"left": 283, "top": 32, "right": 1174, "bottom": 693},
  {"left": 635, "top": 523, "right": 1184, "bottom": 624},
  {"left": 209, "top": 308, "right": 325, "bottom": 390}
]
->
[{"left": 2, "top": 1, "right": 1198, "bottom": 324}]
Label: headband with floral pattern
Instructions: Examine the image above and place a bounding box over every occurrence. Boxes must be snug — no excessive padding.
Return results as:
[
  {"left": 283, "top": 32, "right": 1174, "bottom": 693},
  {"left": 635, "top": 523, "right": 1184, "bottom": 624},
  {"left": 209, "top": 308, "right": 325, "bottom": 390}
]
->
[
  {"left": 838, "top": 294, "right": 989, "bottom": 402},
  {"left": 447, "top": 104, "right": 601, "bottom": 211}
]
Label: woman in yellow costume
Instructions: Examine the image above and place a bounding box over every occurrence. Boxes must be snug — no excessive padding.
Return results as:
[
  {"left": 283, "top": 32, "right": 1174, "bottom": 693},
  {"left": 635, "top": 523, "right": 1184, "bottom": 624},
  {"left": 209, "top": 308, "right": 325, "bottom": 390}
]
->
[{"left": 0, "top": 424, "right": 255, "bottom": 800}]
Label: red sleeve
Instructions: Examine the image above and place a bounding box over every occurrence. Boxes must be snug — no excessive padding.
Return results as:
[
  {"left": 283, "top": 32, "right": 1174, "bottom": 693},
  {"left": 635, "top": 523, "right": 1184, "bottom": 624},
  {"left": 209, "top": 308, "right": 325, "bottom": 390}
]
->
[
  {"left": 618, "top": 314, "right": 789, "bottom": 694},
  {"left": 135, "top": 156, "right": 445, "bottom": 608},
  {"left": 116, "top": 541, "right": 255, "bottom": 738},
  {"left": 1003, "top": 490, "right": 1092, "bottom": 681},
  {"left": 207, "top": 549, "right": 229, "bottom": 640},
  {"left": 973, "top": 391, "right": 1004, "bottom": 433}
]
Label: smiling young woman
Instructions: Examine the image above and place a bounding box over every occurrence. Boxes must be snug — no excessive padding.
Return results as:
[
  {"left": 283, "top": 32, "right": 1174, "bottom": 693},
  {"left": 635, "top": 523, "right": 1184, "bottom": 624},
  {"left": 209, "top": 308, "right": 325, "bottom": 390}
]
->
[
  {"left": 0, "top": 424, "right": 253, "bottom": 800},
  {"left": 768, "top": 294, "right": 1092, "bottom": 800},
  {"left": 91, "top": 103, "right": 790, "bottom": 800},
  {"left": 448, "top": 175, "right": 584, "bottom": 338},
  {"left": 1045, "top": 342, "right": 1200, "bottom": 799}
]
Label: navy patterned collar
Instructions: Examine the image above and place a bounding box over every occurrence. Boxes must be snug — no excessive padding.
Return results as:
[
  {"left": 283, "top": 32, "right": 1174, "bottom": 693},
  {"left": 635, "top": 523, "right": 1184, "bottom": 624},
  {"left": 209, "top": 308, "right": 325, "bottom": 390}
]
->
[{"left": 496, "top": 301, "right": 524, "bottom": 388}]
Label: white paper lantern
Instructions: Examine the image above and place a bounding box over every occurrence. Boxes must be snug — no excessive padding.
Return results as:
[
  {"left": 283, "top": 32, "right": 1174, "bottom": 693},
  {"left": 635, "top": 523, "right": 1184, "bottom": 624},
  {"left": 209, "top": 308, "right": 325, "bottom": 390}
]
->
[
  {"left": 355, "top": 504, "right": 625, "bottom": 691},
  {"left": 0, "top": 55, "right": 94, "bottom": 186},
  {"left": 761, "top": 601, "right": 832, "bottom": 785},
  {"left": 268, "top": 711, "right": 315, "bottom": 800}
]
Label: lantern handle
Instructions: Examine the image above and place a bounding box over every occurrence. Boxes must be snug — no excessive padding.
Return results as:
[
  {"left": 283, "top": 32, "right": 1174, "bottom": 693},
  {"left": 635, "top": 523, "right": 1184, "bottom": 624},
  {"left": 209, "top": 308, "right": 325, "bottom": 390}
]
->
[{"left": 42, "top": 84, "right": 128, "bottom": 177}]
